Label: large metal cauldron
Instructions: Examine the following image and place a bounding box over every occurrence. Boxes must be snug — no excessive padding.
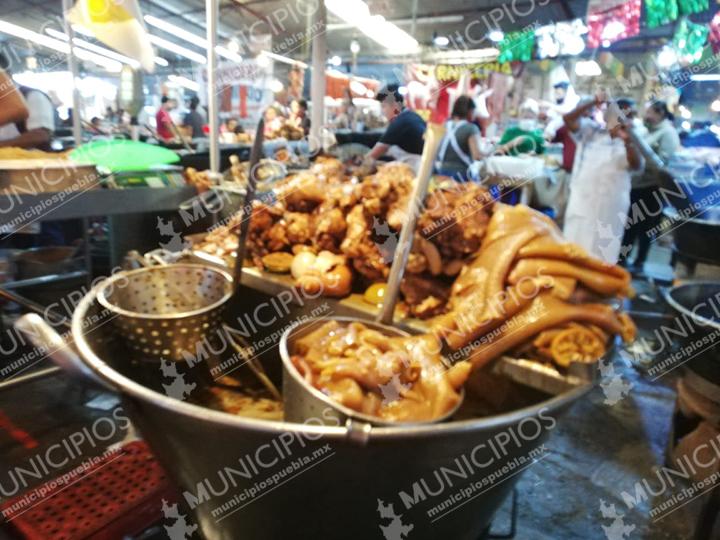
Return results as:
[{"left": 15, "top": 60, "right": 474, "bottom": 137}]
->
[
  {"left": 663, "top": 281, "right": 720, "bottom": 385},
  {"left": 21, "top": 282, "right": 590, "bottom": 540},
  {"left": 665, "top": 207, "right": 720, "bottom": 265}
]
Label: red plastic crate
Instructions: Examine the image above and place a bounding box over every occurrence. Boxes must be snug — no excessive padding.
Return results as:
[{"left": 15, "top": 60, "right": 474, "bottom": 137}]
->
[{"left": 2, "top": 440, "right": 178, "bottom": 540}]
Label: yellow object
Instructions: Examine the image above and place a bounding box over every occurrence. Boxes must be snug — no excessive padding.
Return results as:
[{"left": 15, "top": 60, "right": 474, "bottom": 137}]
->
[
  {"left": 550, "top": 326, "right": 606, "bottom": 368},
  {"left": 363, "top": 283, "right": 387, "bottom": 306},
  {"left": 0, "top": 148, "right": 68, "bottom": 160},
  {"left": 262, "top": 252, "right": 294, "bottom": 273},
  {"left": 85, "top": 0, "right": 134, "bottom": 23},
  {"left": 68, "top": 0, "right": 155, "bottom": 72}
]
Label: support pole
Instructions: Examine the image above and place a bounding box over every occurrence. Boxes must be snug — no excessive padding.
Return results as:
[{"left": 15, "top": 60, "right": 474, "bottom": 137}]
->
[
  {"left": 206, "top": 0, "right": 220, "bottom": 173},
  {"left": 62, "top": 0, "right": 82, "bottom": 147},
  {"left": 309, "top": 2, "right": 327, "bottom": 151},
  {"left": 410, "top": 0, "right": 419, "bottom": 37}
]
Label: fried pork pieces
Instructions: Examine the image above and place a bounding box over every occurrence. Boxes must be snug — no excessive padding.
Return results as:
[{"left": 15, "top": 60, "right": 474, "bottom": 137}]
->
[
  {"left": 195, "top": 160, "right": 637, "bottom": 369},
  {"left": 196, "top": 160, "right": 493, "bottom": 317}
]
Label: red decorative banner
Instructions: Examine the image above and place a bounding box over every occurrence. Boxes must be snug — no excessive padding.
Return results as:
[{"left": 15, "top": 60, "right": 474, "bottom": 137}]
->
[
  {"left": 710, "top": 11, "right": 720, "bottom": 55},
  {"left": 586, "top": 0, "right": 641, "bottom": 48}
]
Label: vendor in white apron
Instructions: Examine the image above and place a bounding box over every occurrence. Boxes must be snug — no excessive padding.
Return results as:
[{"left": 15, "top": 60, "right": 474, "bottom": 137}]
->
[
  {"left": 562, "top": 92, "right": 643, "bottom": 264},
  {"left": 435, "top": 96, "right": 483, "bottom": 182},
  {"left": 364, "top": 85, "right": 426, "bottom": 173}
]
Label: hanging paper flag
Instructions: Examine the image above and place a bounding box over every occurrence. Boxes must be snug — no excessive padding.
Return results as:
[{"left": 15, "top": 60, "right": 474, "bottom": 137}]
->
[
  {"left": 68, "top": 0, "right": 155, "bottom": 72},
  {"left": 710, "top": 11, "right": 720, "bottom": 54},
  {"left": 535, "top": 19, "right": 588, "bottom": 59},
  {"left": 535, "top": 25, "right": 560, "bottom": 59},
  {"left": 673, "top": 16, "right": 709, "bottom": 63},
  {"left": 598, "top": 52, "right": 625, "bottom": 77},
  {"left": 678, "top": 0, "right": 709, "bottom": 15},
  {"left": 586, "top": 0, "right": 641, "bottom": 48},
  {"left": 497, "top": 29, "right": 535, "bottom": 63},
  {"left": 556, "top": 20, "right": 588, "bottom": 56},
  {"left": 644, "top": 0, "right": 679, "bottom": 28}
]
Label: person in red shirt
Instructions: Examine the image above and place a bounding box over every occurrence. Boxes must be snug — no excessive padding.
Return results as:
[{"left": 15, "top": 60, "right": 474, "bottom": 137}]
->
[{"left": 155, "top": 96, "right": 175, "bottom": 142}]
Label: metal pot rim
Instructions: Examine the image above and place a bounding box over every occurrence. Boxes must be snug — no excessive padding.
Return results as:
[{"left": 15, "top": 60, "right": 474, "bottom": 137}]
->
[
  {"left": 96, "top": 263, "right": 233, "bottom": 320},
  {"left": 72, "top": 280, "right": 591, "bottom": 440},
  {"left": 662, "top": 280, "right": 720, "bottom": 332}
]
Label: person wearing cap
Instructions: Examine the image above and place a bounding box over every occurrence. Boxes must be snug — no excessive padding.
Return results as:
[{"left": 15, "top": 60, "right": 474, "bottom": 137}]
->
[
  {"left": 544, "top": 81, "right": 581, "bottom": 139},
  {"left": 365, "top": 84, "right": 426, "bottom": 171},
  {"left": 496, "top": 99, "right": 545, "bottom": 155},
  {"left": 562, "top": 91, "right": 643, "bottom": 264},
  {"left": 553, "top": 81, "right": 574, "bottom": 109}
]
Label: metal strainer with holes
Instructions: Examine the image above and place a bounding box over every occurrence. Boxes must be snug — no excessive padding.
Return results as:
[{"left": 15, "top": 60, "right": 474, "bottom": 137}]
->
[{"left": 96, "top": 264, "right": 233, "bottom": 361}]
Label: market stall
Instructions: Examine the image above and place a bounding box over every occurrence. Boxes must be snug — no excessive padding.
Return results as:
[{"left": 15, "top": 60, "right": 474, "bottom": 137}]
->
[{"left": 2, "top": 1, "right": 720, "bottom": 539}]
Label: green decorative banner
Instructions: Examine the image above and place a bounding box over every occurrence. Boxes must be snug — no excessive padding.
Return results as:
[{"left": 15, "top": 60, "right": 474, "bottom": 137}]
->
[
  {"left": 678, "top": 0, "right": 709, "bottom": 16},
  {"left": 644, "top": 0, "right": 678, "bottom": 28},
  {"left": 673, "top": 16, "right": 709, "bottom": 63},
  {"left": 497, "top": 29, "right": 535, "bottom": 63}
]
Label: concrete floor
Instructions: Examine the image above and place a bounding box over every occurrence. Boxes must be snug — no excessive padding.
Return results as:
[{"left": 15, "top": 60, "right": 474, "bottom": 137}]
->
[{"left": 493, "top": 365, "right": 703, "bottom": 539}]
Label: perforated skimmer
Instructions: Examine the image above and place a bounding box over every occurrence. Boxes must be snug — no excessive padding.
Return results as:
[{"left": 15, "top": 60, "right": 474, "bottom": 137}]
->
[{"left": 96, "top": 264, "right": 233, "bottom": 361}]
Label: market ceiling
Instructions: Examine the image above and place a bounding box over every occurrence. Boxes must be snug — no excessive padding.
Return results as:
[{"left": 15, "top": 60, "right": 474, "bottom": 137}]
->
[{"left": 0, "top": 0, "right": 714, "bottom": 74}]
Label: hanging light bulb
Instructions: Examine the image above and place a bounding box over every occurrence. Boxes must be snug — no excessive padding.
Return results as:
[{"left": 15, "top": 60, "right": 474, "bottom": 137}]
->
[
  {"left": 488, "top": 30, "right": 504, "bottom": 42},
  {"left": 575, "top": 60, "right": 601, "bottom": 76},
  {"left": 227, "top": 39, "right": 240, "bottom": 54}
]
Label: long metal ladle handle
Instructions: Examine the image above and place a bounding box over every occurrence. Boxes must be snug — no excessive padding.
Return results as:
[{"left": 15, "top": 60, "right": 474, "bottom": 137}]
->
[
  {"left": 233, "top": 117, "right": 265, "bottom": 290},
  {"left": 377, "top": 123, "right": 446, "bottom": 325},
  {"left": 626, "top": 126, "right": 679, "bottom": 193},
  {"left": 14, "top": 313, "right": 115, "bottom": 391},
  {"left": 626, "top": 126, "right": 665, "bottom": 171}
]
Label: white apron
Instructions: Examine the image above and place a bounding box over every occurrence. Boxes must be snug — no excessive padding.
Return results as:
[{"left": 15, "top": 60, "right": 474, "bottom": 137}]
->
[
  {"left": 435, "top": 119, "right": 472, "bottom": 169},
  {"left": 563, "top": 131, "right": 631, "bottom": 264},
  {"left": 386, "top": 145, "right": 422, "bottom": 173}
]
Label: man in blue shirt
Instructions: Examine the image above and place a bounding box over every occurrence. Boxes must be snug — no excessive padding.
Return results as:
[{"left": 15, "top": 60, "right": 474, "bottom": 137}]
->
[{"left": 364, "top": 84, "right": 426, "bottom": 171}]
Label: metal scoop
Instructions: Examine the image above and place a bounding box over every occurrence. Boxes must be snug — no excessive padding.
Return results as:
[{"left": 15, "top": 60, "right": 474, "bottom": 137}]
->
[{"left": 279, "top": 124, "right": 465, "bottom": 431}]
